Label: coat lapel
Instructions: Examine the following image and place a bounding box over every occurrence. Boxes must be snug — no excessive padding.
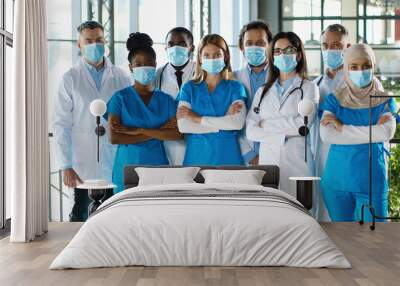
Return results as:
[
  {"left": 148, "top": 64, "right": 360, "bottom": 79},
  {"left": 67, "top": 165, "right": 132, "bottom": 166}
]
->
[
  {"left": 100, "top": 57, "right": 112, "bottom": 90},
  {"left": 79, "top": 58, "right": 99, "bottom": 95}
]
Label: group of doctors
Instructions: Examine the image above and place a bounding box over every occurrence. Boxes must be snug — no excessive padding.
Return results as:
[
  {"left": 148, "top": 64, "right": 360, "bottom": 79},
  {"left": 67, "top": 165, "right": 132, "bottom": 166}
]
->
[{"left": 52, "top": 20, "right": 396, "bottom": 223}]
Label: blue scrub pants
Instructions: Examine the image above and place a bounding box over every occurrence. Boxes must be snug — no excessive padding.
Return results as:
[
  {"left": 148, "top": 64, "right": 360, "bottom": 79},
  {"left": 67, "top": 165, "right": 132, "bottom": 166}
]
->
[{"left": 322, "top": 188, "right": 388, "bottom": 222}]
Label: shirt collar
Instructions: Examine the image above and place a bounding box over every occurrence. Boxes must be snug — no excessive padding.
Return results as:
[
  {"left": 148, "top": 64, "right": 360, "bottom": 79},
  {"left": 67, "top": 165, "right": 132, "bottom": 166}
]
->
[
  {"left": 83, "top": 57, "right": 106, "bottom": 73},
  {"left": 275, "top": 75, "right": 296, "bottom": 88},
  {"left": 167, "top": 60, "right": 193, "bottom": 75},
  {"left": 246, "top": 63, "right": 268, "bottom": 75},
  {"left": 323, "top": 68, "right": 344, "bottom": 81}
]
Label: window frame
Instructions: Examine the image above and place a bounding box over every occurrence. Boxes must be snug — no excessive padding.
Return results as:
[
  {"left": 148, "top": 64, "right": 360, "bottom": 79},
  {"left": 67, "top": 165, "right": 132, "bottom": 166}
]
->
[
  {"left": 0, "top": 0, "right": 14, "bottom": 234},
  {"left": 279, "top": 0, "right": 400, "bottom": 76}
]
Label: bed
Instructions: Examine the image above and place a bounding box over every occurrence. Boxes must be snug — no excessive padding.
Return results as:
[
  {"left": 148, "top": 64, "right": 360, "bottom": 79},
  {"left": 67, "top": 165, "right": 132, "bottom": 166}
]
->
[{"left": 50, "top": 165, "right": 350, "bottom": 269}]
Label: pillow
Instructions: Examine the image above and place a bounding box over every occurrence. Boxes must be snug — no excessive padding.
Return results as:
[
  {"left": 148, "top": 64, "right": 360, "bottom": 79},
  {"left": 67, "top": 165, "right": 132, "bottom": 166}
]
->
[
  {"left": 135, "top": 167, "right": 200, "bottom": 186},
  {"left": 200, "top": 169, "right": 266, "bottom": 185}
]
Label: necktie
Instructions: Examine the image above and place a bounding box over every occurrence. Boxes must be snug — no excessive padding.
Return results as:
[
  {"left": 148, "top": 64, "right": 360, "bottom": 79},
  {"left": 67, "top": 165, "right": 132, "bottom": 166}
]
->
[{"left": 175, "top": 70, "right": 183, "bottom": 89}]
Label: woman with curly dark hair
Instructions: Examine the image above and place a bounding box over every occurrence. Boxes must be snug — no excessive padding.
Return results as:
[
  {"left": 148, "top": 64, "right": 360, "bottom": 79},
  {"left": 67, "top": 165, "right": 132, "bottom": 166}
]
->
[{"left": 105, "top": 32, "right": 183, "bottom": 193}]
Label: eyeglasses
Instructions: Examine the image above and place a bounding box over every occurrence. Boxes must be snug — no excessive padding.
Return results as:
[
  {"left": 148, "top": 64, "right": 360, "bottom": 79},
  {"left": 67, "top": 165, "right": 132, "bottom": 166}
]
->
[{"left": 273, "top": 46, "right": 297, "bottom": 56}]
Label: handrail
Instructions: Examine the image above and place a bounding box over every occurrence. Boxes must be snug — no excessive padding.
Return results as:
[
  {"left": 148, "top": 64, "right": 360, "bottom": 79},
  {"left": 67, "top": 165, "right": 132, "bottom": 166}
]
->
[{"left": 48, "top": 132, "right": 69, "bottom": 222}]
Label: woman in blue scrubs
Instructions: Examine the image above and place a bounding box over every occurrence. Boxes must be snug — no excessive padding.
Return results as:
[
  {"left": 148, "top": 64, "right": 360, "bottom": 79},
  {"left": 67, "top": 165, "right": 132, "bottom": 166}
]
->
[
  {"left": 319, "top": 43, "right": 396, "bottom": 222},
  {"left": 106, "top": 33, "right": 182, "bottom": 193},
  {"left": 176, "top": 34, "right": 247, "bottom": 165}
]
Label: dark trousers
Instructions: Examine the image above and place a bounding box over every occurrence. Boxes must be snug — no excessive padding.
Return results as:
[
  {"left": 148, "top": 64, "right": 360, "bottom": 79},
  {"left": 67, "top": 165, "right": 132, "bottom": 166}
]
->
[{"left": 69, "top": 188, "right": 114, "bottom": 222}]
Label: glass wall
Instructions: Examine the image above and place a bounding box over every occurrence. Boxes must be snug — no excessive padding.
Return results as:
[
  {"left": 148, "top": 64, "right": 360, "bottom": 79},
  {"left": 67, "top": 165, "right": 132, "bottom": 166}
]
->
[
  {"left": 1, "top": 0, "right": 14, "bottom": 231},
  {"left": 281, "top": 0, "right": 400, "bottom": 97},
  {"left": 138, "top": 0, "right": 177, "bottom": 65},
  {"left": 218, "top": 0, "right": 249, "bottom": 70}
]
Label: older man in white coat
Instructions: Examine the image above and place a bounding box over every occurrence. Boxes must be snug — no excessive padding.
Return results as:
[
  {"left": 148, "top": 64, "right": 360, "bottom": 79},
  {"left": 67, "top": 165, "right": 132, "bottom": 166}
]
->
[
  {"left": 312, "top": 24, "right": 350, "bottom": 221},
  {"left": 234, "top": 21, "right": 272, "bottom": 165},
  {"left": 52, "top": 21, "right": 131, "bottom": 221}
]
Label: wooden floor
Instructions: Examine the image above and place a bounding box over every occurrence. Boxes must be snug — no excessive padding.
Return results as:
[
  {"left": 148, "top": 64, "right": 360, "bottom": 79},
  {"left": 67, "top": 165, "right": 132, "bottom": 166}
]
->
[{"left": 0, "top": 222, "right": 399, "bottom": 286}]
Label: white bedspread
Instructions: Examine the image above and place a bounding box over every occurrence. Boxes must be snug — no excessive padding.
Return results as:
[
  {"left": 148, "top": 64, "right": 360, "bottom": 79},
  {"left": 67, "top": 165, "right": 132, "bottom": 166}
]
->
[{"left": 50, "top": 183, "right": 351, "bottom": 269}]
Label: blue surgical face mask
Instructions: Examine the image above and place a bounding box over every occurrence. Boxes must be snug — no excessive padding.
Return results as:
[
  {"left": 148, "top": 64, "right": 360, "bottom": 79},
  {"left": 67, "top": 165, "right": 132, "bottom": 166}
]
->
[
  {"left": 82, "top": 43, "right": 105, "bottom": 64},
  {"left": 348, "top": 69, "right": 373, "bottom": 88},
  {"left": 131, "top": 66, "right": 156, "bottom": 85},
  {"left": 273, "top": 54, "right": 298, "bottom": 73},
  {"left": 201, "top": 58, "right": 225, "bottom": 74},
  {"left": 167, "top": 46, "right": 190, "bottom": 67},
  {"left": 322, "top": 49, "right": 344, "bottom": 70},
  {"left": 244, "top": 46, "right": 267, "bottom": 67}
]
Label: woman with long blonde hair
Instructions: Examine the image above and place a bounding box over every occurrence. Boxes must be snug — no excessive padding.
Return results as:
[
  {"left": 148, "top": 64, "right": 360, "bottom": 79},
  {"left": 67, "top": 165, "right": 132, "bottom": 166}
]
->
[{"left": 176, "top": 34, "right": 247, "bottom": 165}]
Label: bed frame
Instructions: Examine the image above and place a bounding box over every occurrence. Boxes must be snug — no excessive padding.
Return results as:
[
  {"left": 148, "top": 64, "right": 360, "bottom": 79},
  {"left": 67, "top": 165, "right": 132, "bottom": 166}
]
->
[{"left": 123, "top": 165, "right": 280, "bottom": 190}]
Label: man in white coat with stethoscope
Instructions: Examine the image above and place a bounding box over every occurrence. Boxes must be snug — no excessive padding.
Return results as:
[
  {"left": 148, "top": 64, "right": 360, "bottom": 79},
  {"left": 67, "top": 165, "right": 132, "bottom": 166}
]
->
[
  {"left": 155, "top": 27, "right": 196, "bottom": 165},
  {"left": 312, "top": 24, "right": 350, "bottom": 221},
  {"left": 233, "top": 21, "right": 272, "bottom": 165},
  {"left": 52, "top": 21, "right": 131, "bottom": 221}
]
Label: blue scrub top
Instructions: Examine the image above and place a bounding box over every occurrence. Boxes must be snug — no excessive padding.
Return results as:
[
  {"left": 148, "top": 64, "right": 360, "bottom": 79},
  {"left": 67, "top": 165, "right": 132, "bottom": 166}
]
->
[
  {"left": 177, "top": 79, "right": 247, "bottom": 166},
  {"left": 84, "top": 60, "right": 105, "bottom": 91},
  {"left": 106, "top": 86, "right": 177, "bottom": 193},
  {"left": 319, "top": 94, "right": 396, "bottom": 195},
  {"left": 247, "top": 65, "right": 268, "bottom": 108}
]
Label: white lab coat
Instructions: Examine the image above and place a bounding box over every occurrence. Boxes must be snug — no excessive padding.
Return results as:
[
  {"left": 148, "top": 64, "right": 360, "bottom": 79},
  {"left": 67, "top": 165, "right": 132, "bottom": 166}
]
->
[
  {"left": 52, "top": 57, "right": 131, "bottom": 182},
  {"left": 233, "top": 67, "right": 269, "bottom": 164},
  {"left": 246, "top": 75, "right": 319, "bottom": 198},
  {"left": 311, "top": 70, "right": 345, "bottom": 221},
  {"left": 155, "top": 61, "right": 196, "bottom": 165}
]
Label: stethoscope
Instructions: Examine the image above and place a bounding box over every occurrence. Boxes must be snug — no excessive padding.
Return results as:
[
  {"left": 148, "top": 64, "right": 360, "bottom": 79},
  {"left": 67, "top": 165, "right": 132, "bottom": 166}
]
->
[
  {"left": 253, "top": 78, "right": 305, "bottom": 114},
  {"left": 158, "top": 62, "right": 196, "bottom": 90}
]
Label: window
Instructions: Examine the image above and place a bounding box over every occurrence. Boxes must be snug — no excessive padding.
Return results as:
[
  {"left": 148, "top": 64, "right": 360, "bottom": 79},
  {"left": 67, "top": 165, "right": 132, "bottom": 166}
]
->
[
  {"left": 1, "top": 0, "right": 14, "bottom": 233},
  {"left": 280, "top": 0, "right": 400, "bottom": 96},
  {"left": 137, "top": 0, "right": 178, "bottom": 67},
  {"left": 218, "top": 0, "right": 250, "bottom": 70},
  {"left": 5, "top": 0, "right": 13, "bottom": 33}
]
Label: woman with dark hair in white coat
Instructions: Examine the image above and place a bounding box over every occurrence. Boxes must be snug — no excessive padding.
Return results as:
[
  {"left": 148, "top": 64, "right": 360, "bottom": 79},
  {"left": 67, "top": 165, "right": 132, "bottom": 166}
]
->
[{"left": 246, "top": 31, "right": 319, "bottom": 198}]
